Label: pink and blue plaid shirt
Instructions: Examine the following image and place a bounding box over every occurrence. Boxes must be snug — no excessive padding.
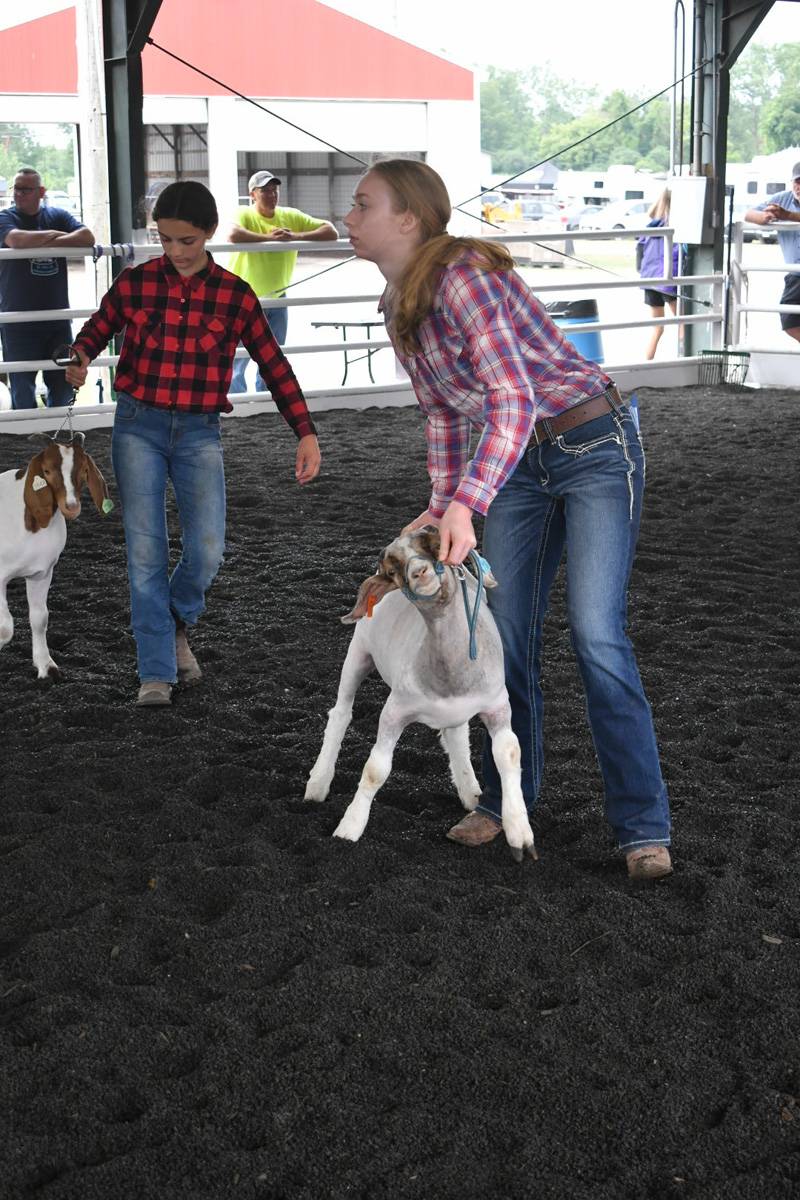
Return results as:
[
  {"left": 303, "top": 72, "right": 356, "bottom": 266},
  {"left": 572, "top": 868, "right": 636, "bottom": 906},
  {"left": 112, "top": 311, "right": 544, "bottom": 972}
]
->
[{"left": 382, "top": 261, "right": 611, "bottom": 517}]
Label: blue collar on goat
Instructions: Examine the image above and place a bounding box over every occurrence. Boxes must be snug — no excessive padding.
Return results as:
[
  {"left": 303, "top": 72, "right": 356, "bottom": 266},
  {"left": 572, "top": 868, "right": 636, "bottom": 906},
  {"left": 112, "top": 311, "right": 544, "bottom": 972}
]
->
[
  {"left": 401, "top": 556, "right": 446, "bottom": 603},
  {"left": 403, "top": 550, "right": 492, "bottom": 662}
]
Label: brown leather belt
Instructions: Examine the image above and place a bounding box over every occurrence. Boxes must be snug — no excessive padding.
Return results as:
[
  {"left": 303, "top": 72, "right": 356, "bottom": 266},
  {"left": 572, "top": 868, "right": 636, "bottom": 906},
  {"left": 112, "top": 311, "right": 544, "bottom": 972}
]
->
[{"left": 529, "top": 384, "right": 624, "bottom": 446}]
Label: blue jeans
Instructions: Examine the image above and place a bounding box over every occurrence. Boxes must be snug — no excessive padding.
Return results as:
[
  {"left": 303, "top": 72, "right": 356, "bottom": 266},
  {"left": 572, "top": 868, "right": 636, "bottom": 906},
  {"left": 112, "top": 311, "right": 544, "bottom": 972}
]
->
[
  {"left": 111, "top": 394, "right": 226, "bottom": 684},
  {"left": 228, "top": 303, "right": 289, "bottom": 394},
  {"left": 479, "top": 406, "right": 670, "bottom": 851},
  {"left": 0, "top": 321, "right": 74, "bottom": 409}
]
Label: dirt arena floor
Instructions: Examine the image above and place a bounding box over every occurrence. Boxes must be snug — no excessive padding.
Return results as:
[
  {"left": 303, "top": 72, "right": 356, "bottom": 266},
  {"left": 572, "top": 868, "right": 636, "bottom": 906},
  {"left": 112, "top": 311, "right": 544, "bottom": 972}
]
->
[{"left": 0, "top": 385, "right": 798, "bottom": 1200}]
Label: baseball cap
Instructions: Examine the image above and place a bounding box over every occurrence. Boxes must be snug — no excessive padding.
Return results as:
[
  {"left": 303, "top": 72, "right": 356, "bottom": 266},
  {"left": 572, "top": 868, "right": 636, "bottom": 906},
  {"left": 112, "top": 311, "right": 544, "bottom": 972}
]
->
[
  {"left": 791, "top": 162, "right": 800, "bottom": 180},
  {"left": 248, "top": 170, "right": 281, "bottom": 191}
]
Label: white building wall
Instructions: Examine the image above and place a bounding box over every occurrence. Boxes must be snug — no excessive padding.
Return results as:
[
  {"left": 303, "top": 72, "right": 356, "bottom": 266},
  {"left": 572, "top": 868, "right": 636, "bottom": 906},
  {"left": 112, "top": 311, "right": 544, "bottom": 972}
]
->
[
  {"left": 425, "top": 99, "right": 484, "bottom": 233},
  {"left": 0, "top": 94, "right": 81, "bottom": 123},
  {"left": 1, "top": 90, "right": 482, "bottom": 233},
  {"left": 203, "top": 94, "right": 480, "bottom": 220}
]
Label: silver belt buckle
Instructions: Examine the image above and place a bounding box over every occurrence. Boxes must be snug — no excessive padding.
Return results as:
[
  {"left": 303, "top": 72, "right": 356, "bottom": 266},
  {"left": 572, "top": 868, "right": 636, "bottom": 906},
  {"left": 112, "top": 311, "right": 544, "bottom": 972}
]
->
[{"left": 533, "top": 418, "right": 553, "bottom": 446}]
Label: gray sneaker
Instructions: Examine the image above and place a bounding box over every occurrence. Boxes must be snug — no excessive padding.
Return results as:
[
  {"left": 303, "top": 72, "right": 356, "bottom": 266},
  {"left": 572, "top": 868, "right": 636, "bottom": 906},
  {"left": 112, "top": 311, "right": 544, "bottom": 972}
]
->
[{"left": 136, "top": 682, "right": 173, "bottom": 707}]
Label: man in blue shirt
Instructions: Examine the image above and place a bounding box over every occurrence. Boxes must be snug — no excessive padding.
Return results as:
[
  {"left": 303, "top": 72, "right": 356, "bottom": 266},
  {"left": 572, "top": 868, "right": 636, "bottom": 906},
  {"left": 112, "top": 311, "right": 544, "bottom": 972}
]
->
[
  {"left": 745, "top": 162, "right": 800, "bottom": 344},
  {"left": 0, "top": 167, "right": 95, "bottom": 408}
]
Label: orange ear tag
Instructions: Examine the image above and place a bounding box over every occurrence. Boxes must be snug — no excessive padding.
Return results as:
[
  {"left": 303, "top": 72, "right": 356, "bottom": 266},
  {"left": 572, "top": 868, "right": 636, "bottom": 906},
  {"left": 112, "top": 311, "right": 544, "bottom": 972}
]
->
[{"left": 366, "top": 594, "right": 377, "bottom": 618}]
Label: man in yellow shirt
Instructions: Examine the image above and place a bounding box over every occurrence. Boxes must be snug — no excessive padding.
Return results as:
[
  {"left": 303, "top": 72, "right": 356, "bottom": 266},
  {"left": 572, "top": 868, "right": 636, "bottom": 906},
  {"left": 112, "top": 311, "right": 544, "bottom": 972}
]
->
[{"left": 227, "top": 169, "right": 338, "bottom": 393}]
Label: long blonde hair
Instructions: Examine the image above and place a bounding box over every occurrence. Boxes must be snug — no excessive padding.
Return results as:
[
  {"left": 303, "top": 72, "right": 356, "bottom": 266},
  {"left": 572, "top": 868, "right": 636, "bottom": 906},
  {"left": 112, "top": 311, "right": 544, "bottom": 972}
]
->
[
  {"left": 368, "top": 159, "right": 514, "bottom": 353},
  {"left": 648, "top": 187, "right": 671, "bottom": 221}
]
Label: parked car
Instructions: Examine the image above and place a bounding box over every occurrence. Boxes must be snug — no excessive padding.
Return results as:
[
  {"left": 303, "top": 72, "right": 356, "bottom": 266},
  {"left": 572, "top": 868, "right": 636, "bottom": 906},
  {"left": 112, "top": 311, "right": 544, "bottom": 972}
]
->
[
  {"left": 563, "top": 203, "right": 607, "bottom": 231},
  {"left": 44, "top": 190, "right": 82, "bottom": 218},
  {"left": 579, "top": 199, "right": 652, "bottom": 231},
  {"left": 511, "top": 198, "right": 568, "bottom": 267},
  {"left": 485, "top": 193, "right": 568, "bottom": 267}
]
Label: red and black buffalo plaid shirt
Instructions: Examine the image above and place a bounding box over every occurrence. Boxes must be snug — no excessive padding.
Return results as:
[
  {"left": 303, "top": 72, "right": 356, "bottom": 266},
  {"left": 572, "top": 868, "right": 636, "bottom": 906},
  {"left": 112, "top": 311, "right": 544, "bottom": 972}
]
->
[{"left": 73, "top": 253, "right": 315, "bottom": 438}]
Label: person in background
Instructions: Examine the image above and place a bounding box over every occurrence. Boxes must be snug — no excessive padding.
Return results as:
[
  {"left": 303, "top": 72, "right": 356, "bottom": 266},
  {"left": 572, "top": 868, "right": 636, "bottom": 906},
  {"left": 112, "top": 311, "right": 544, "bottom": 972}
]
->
[
  {"left": 745, "top": 163, "right": 800, "bottom": 343},
  {"left": 66, "top": 181, "right": 320, "bottom": 708},
  {"left": 343, "top": 158, "right": 672, "bottom": 882},
  {"left": 227, "top": 169, "right": 338, "bottom": 392},
  {"left": 636, "top": 188, "right": 679, "bottom": 361},
  {"left": 0, "top": 167, "right": 95, "bottom": 409}
]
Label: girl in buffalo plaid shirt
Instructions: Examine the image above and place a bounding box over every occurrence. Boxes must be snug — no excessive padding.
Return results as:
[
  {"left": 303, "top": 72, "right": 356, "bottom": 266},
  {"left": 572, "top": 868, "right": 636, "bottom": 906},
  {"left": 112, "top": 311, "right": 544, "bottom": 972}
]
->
[
  {"left": 343, "top": 159, "right": 672, "bottom": 881},
  {"left": 68, "top": 181, "right": 320, "bottom": 708}
]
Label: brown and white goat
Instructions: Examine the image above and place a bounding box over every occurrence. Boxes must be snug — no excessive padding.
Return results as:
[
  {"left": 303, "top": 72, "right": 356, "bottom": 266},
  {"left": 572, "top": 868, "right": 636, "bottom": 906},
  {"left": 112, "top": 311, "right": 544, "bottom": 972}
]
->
[
  {"left": 304, "top": 526, "right": 536, "bottom": 861},
  {"left": 0, "top": 440, "right": 110, "bottom": 678}
]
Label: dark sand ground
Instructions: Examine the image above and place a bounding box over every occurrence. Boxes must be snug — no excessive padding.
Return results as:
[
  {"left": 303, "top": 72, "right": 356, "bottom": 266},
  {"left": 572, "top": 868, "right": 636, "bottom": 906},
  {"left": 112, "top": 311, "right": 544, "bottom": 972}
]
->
[{"left": 0, "top": 385, "right": 798, "bottom": 1200}]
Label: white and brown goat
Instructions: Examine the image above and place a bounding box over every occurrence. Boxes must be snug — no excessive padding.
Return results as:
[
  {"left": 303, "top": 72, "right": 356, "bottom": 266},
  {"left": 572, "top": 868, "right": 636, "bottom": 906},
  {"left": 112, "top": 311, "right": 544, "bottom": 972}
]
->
[
  {"left": 0, "top": 439, "right": 110, "bottom": 678},
  {"left": 304, "top": 527, "right": 536, "bottom": 861}
]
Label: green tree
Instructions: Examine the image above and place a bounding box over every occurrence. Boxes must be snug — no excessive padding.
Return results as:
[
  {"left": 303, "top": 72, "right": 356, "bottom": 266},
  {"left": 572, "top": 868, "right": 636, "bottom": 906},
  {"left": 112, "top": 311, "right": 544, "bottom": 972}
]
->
[
  {"left": 762, "top": 96, "right": 800, "bottom": 152},
  {"left": 0, "top": 123, "right": 76, "bottom": 194},
  {"left": 537, "top": 90, "right": 670, "bottom": 172},
  {"left": 760, "top": 42, "right": 800, "bottom": 152},
  {"left": 480, "top": 68, "right": 539, "bottom": 175},
  {"left": 480, "top": 65, "right": 595, "bottom": 175},
  {"left": 480, "top": 67, "right": 671, "bottom": 175},
  {"left": 727, "top": 44, "right": 776, "bottom": 160}
]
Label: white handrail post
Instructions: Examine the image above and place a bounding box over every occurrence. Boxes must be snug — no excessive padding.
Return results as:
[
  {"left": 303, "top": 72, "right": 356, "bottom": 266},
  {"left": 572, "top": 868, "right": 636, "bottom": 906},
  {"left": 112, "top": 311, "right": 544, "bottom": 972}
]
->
[{"left": 729, "top": 221, "right": 744, "bottom": 347}]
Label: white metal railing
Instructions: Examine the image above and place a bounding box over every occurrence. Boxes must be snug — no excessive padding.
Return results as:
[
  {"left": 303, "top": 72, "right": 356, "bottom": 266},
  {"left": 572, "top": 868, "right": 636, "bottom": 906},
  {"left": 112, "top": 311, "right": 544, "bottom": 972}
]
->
[
  {"left": 727, "top": 221, "right": 800, "bottom": 345},
  {"left": 0, "top": 228, "right": 724, "bottom": 420}
]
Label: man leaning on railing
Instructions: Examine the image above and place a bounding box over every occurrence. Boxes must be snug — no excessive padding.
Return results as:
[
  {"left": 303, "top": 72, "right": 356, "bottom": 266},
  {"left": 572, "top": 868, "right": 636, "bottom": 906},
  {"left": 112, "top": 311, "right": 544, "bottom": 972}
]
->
[
  {"left": 745, "top": 162, "right": 800, "bottom": 346},
  {"left": 0, "top": 167, "right": 95, "bottom": 410},
  {"left": 226, "top": 168, "right": 337, "bottom": 393}
]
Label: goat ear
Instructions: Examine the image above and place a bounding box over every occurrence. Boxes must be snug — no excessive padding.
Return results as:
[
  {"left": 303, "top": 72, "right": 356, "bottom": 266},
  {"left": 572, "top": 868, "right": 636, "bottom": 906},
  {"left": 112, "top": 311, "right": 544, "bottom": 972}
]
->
[
  {"left": 415, "top": 524, "right": 442, "bottom": 562},
  {"left": 341, "top": 572, "right": 398, "bottom": 624},
  {"left": 79, "top": 449, "right": 111, "bottom": 514},
  {"left": 22, "top": 453, "right": 56, "bottom": 532}
]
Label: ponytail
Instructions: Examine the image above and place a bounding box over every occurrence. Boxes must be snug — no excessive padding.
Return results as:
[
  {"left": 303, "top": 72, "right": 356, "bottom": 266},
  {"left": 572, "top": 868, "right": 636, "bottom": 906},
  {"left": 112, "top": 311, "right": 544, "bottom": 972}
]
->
[
  {"left": 365, "top": 159, "right": 514, "bottom": 352},
  {"left": 392, "top": 234, "right": 514, "bottom": 354}
]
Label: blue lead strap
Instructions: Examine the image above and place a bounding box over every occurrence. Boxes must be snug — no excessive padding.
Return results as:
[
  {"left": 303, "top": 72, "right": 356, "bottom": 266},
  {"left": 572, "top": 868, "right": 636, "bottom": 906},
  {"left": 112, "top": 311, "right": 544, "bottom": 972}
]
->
[
  {"left": 460, "top": 550, "right": 490, "bottom": 661},
  {"left": 402, "top": 553, "right": 491, "bottom": 662}
]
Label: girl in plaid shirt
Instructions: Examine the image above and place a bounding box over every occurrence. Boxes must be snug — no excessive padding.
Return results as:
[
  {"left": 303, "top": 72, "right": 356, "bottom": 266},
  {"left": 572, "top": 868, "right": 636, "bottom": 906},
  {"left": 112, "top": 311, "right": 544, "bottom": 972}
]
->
[
  {"left": 67, "top": 181, "right": 320, "bottom": 708},
  {"left": 344, "top": 160, "right": 671, "bottom": 881}
]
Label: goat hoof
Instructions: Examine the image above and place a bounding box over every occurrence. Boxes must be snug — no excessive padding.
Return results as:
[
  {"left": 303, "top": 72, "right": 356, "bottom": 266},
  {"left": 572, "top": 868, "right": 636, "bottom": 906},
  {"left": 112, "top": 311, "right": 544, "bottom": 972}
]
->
[{"left": 509, "top": 841, "right": 538, "bottom": 864}]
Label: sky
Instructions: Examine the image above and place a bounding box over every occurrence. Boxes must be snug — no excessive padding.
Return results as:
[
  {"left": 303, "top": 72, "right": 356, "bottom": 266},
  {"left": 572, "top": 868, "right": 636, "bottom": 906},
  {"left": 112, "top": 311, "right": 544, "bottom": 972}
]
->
[
  {"left": 320, "top": 0, "right": 800, "bottom": 92},
  {"left": 3, "top": 0, "right": 800, "bottom": 96}
]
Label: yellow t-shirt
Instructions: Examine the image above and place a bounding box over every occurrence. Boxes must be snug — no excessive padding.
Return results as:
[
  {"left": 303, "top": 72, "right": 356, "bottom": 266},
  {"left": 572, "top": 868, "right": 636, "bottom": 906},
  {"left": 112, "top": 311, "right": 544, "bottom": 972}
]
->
[{"left": 227, "top": 206, "right": 324, "bottom": 299}]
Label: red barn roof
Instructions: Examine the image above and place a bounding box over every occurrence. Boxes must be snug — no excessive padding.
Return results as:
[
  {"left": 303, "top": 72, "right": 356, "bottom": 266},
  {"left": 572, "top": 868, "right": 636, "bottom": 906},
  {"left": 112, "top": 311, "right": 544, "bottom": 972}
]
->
[{"left": 0, "top": 1, "right": 473, "bottom": 101}]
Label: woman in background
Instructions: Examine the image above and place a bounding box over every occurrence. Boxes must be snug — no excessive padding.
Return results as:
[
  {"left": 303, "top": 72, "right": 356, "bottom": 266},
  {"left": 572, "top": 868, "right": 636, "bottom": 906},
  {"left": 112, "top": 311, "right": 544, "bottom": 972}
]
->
[{"left": 637, "top": 188, "right": 680, "bottom": 361}]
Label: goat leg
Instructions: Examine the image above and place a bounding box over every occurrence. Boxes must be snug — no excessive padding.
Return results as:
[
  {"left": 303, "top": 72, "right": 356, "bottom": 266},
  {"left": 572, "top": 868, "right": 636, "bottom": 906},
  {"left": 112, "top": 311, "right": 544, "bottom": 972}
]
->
[
  {"left": 333, "top": 703, "right": 406, "bottom": 841},
  {"left": 304, "top": 640, "right": 373, "bottom": 802},
  {"left": 26, "top": 569, "right": 59, "bottom": 679},
  {"left": 0, "top": 582, "right": 13, "bottom": 655},
  {"left": 439, "top": 723, "right": 481, "bottom": 811},
  {"left": 481, "top": 712, "right": 537, "bottom": 862}
]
